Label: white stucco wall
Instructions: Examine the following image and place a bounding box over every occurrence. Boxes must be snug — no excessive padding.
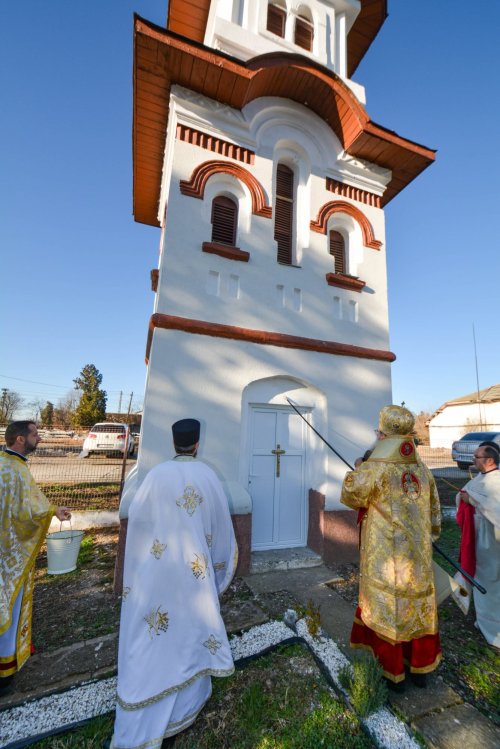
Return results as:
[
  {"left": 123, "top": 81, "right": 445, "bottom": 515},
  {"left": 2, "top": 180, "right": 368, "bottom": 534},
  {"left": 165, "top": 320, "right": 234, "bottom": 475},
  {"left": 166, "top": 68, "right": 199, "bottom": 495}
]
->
[
  {"left": 136, "top": 328, "right": 391, "bottom": 512},
  {"left": 429, "top": 402, "right": 500, "bottom": 448}
]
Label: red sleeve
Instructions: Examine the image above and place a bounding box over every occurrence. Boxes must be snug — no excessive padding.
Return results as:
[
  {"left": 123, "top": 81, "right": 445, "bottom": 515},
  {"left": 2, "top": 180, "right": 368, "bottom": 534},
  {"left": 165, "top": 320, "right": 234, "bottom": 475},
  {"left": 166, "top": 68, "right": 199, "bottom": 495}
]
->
[{"left": 456, "top": 499, "right": 476, "bottom": 576}]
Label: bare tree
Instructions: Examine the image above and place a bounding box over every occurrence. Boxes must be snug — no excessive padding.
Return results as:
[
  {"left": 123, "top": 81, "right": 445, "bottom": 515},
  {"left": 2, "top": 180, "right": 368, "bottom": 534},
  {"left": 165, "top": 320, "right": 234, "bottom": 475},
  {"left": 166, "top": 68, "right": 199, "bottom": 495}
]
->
[
  {"left": 414, "top": 411, "right": 432, "bottom": 446},
  {"left": 53, "top": 390, "right": 79, "bottom": 429},
  {"left": 27, "top": 398, "right": 45, "bottom": 422},
  {"left": 0, "top": 388, "right": 24, "bottom": 423}
]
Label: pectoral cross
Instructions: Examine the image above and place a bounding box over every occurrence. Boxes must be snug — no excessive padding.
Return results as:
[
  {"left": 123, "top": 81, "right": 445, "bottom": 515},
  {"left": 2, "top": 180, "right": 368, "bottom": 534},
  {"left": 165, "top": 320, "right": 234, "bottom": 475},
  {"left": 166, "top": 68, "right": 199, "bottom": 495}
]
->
[{"left": 271, "top": 444, "right": 286, "bottom": 478}]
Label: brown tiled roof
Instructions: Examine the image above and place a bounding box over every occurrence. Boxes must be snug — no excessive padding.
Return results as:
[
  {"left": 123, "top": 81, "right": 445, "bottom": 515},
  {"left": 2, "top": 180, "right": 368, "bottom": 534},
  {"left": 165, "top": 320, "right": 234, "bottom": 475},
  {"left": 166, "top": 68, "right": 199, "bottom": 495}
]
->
[
  {"left": 133, "top": 15, "right": 435, "bottom": 226},
  {"left": 435, "top": 384, "right": 500, "bottom": 412}
]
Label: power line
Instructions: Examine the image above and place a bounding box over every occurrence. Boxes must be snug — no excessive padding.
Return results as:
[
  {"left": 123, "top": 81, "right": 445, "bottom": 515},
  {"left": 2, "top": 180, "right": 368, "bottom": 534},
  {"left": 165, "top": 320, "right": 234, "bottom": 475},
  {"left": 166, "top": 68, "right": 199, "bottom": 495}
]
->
[
  {"left": 0, "top": 373, "right": 129, "bottom": 395},
  {"left": 0, "top": 373, "right": 73, "bottom": 389}
]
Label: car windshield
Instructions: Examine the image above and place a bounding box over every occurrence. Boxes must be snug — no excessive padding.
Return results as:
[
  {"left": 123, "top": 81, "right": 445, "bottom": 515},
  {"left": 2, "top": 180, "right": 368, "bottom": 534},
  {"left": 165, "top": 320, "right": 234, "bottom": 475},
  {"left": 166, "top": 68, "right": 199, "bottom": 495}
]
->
[{"left": 91, "top": 424, "right": 126, "bottom": 434}]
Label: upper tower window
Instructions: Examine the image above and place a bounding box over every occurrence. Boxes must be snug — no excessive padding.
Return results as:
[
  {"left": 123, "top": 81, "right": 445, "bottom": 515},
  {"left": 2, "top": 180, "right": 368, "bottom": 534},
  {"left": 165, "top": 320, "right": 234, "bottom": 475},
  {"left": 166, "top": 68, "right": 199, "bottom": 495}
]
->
[
  {"left": 267, "top": 3, "right": 286, "bottom": 38},
  {"left": 274, "top": 164, "right": 294, "bottom": 265},
  {"left": 329, "top": 230, "right": 346, "bottom": 274},
  {"left": 294, "top": 9, "right": 314, "bottom": 51},
  {"left": 211, "top": 195, "right": 238, "bottom": 246}
]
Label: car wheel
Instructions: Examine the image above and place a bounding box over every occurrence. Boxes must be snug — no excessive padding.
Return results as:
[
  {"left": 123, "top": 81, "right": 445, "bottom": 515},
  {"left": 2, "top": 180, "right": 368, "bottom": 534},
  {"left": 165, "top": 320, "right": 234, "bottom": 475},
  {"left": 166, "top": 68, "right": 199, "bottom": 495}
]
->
[{"left": 457, "top": 462, "right": 469, "bottom": 471}]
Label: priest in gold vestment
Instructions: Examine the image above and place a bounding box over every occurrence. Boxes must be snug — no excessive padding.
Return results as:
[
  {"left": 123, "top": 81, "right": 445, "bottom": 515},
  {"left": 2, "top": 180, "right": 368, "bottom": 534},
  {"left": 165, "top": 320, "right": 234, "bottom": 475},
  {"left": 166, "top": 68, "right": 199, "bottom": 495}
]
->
[
  {"left": 341, "top": 405, "right": 442, "bottom": 689},
  {"left": 0, "top": 421, "right": 71, "bottom": 691}
]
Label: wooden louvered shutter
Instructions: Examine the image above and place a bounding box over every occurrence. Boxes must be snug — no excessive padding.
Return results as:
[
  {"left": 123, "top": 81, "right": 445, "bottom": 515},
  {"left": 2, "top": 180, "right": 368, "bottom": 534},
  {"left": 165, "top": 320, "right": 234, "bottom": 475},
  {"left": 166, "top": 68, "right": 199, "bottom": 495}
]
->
[
  {"left": 295, "top": 17, "right": 313, "bottom": 51},
  {"left": 211, "top": 196, "right": 237, "bottom": 246},
  {"left": 329, "top": 230, "right": 345, "bottom": 274},
  {"left": 275, "top": 164, "right": 294, "bottom": 265},
  {"left": 267, "top": 5, "right": 286, "bottom": 38}
]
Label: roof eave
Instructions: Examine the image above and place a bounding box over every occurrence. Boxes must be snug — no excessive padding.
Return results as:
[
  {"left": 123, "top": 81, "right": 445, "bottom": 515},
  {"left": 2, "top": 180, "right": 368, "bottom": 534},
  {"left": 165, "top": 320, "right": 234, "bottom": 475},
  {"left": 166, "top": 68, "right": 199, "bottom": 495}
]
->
[{"left": 132, "top": 15, "right": 434, "bottom": 226}]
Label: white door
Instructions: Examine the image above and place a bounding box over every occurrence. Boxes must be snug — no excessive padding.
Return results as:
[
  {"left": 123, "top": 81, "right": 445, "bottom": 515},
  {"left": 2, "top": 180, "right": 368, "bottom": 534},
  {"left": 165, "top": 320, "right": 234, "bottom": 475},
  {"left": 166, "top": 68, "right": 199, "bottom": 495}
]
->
[{"left": 249, "top": 406, "right": 307, "bottom": 550}]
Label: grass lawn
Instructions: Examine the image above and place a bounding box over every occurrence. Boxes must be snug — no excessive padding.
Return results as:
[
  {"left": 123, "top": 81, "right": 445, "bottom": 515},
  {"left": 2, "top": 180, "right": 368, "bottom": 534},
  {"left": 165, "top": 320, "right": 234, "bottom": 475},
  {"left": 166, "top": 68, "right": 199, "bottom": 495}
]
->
[
  {"left": 28, "top": 645, "right": 374, "bottom": 749},
  {"left": 40, "top": 482, "right": 121, "bottom": 511}
]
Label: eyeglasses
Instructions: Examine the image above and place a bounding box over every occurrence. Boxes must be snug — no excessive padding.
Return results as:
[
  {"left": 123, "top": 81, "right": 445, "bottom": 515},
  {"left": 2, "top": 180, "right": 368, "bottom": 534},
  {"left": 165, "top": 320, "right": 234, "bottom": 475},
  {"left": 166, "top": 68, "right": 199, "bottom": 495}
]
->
[{"left": 474, "top": 454, "right": 487, "bottom": 459}]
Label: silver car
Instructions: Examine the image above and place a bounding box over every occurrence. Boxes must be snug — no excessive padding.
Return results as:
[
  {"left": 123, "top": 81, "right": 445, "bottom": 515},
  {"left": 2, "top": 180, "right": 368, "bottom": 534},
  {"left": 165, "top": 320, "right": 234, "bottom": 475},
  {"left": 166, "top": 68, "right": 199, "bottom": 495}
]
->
[{"left": 451, "top": 431, "right": 500, "bottom": 471}]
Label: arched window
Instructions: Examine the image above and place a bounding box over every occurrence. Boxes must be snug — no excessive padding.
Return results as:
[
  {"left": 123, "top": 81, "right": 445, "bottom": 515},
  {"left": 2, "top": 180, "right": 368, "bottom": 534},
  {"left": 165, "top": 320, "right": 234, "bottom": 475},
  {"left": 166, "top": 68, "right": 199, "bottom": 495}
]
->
[
  {"left": 274, "top": 164, "right": 294, "bottom": 265},
  {"left": 294, "top": 12, "right": 313, "bottom": 51},
  {"left": 329, "top": 230, "right": 345, "bottom": 274},
  {"left": 211, "top": 196, "right": 238, "bottom": 246},
  {"left": 267, "top": 3, "right": 286, "bottom": 38}
]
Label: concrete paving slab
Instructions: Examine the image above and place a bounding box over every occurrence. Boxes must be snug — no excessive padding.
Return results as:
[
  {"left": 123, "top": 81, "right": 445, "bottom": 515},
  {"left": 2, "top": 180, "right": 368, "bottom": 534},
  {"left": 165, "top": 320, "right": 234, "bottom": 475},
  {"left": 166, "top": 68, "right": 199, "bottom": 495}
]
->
[
  {"left": 244, "top": 563, "right": 335, "bottom": 593},
  {"left": 251, "top": 547, "right": 322, "bottom": 573},
  {"left": 223, "top": 600, "right": 269, "bottom": 634},
  {"left": 388, "top": 677, "right": 463, "bottom": 720},
  {"left": 412, "top": 702, "right": 500, "bottom": 749}
]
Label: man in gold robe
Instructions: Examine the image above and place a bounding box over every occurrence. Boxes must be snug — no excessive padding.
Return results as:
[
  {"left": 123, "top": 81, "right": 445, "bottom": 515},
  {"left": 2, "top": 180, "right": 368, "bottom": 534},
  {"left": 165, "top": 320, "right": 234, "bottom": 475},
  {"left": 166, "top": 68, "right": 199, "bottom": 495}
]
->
[
  {"left": 0, "top": 421, "right": 71, "bottom": 692},
  {"left": 341, "top": 405, "right": 441, "bottom": 690}
]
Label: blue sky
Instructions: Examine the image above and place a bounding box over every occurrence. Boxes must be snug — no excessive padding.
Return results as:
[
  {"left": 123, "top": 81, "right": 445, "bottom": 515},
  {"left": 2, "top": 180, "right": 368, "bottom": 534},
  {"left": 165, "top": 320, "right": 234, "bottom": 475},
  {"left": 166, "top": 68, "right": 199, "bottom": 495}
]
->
[{"left": 1, "top": 1, "right": 499, "bottom": 418}]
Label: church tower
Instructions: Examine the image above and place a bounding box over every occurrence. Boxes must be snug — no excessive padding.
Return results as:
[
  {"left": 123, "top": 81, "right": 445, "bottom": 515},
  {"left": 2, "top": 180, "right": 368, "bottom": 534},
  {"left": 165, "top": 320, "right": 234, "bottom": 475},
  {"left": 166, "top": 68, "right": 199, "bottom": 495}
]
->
[{"left": 124, "top": 1, "right": 435, "bottom": 572}]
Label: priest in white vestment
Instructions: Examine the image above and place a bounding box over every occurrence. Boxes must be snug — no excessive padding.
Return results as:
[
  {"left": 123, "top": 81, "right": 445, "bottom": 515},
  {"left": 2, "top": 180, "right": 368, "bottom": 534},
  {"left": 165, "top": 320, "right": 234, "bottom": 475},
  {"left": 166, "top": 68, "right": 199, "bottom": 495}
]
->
[
  {"left": 111, "top": 419, "right": 238, "bottom": 749},
  {"left": 457, "top": 442, "right": 500, "bottom": 648}
]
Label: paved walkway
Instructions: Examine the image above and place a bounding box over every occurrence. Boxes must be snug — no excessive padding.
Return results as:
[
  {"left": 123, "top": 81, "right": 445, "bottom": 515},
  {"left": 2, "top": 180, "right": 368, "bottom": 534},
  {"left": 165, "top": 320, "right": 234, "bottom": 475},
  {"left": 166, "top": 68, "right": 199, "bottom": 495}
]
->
[{"left": 1, "top": 564, "right": 498, "bottom": 749}]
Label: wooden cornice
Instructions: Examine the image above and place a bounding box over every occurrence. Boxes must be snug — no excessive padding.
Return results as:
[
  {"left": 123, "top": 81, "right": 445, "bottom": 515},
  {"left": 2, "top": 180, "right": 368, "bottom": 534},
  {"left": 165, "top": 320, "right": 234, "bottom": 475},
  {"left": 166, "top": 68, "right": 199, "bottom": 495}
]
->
[
  {"left": 145, "top": 313, "right": 396, "bottom": 364},
  {"left": 133, "top": 15, "right": 435, "bottom": 227}
]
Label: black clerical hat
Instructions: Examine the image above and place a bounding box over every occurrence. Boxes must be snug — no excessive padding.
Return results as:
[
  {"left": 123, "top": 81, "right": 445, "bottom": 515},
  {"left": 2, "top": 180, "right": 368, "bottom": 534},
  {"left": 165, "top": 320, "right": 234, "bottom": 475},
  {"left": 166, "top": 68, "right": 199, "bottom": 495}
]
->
[{"left": 172, "top": 418, "right": 200, "bottom": 447}]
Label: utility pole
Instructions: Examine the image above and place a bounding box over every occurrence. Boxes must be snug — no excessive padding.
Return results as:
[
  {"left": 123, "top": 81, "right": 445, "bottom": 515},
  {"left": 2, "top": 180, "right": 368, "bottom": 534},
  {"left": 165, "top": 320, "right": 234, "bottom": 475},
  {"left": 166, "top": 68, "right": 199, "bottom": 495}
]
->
[
  {"left": 118, "top": 390, "right": 123, "bottom": 414},
  {"left": 127, "top": 392, "right": 133, "bottom": 417},
  {"left": 472, "top": 323, "right": 483, "bottom": 428},
  {"left": 1, "top": 388, "right": 7, "bottom": 422}
]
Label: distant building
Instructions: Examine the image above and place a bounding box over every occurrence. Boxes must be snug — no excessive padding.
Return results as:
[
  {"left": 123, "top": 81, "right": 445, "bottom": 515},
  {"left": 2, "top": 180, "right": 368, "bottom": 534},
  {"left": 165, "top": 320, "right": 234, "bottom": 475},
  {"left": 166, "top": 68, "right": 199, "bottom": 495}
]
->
[
  {"left": 105, "top": 413, "right": 142, "bottom": 433},
  {"left": 428, "top": 384, "right": 500, "bottom": 448}
]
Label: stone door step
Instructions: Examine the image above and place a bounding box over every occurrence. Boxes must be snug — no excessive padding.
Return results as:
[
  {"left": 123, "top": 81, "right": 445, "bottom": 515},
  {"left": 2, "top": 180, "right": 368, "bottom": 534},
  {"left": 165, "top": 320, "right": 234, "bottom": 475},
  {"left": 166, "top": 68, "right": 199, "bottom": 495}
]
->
[{"left": 250, "top": 547, "right": 322, "bottom": 574}]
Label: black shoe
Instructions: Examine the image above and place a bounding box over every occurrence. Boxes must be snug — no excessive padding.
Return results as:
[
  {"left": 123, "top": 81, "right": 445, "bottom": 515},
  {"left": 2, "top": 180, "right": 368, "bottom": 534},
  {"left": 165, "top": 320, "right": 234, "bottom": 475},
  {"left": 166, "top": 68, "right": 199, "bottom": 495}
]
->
[
  {"left": 384, "top": 677, "right": 405, "bottom": 693},
  {"left": 0, "top": 676, "right": 14, "bottom": 696},
  {"left": 410, "top": 673, "right": 427, "bottom": 688}
]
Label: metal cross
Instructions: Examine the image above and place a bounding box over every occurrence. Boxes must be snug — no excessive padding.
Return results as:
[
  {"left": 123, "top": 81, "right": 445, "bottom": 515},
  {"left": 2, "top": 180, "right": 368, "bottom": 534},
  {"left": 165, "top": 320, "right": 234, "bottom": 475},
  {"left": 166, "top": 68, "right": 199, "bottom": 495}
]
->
[{"left": 271, "top": 444, "right": 286, "bottom": 477}]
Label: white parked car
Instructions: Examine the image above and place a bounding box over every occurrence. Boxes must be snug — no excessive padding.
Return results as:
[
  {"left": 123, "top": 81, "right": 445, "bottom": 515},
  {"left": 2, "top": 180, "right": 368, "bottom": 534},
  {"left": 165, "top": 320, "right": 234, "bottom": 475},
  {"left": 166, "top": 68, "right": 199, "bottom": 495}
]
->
[{"left": 82, "top": 423, "right": 134, "bottom": 457}]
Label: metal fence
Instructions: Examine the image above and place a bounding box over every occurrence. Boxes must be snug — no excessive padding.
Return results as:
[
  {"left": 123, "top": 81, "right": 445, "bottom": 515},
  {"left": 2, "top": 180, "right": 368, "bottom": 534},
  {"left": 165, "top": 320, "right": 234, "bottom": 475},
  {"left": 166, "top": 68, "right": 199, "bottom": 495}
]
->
[
  {"left": 417, "top": 446, "right": 473, "bottom": 505},
  {"left": 1, "top": 440, "right": 468, "bottom": 513},
  {"left": 3, "top": 438, "right": 137, "bottom": 512}
]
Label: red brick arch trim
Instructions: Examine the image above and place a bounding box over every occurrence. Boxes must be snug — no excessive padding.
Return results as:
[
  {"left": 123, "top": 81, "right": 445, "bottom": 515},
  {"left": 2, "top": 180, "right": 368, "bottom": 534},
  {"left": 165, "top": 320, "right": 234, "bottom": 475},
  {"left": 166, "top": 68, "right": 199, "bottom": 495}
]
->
[
  {"left": 180, "top": 160, "right": 272, "bottom": 218},
  {"left": 145, "top": 314, "right": 396, "bottom": 364},
  {"left": 310, "top": 201, "right": 382, "bottom": 250}
]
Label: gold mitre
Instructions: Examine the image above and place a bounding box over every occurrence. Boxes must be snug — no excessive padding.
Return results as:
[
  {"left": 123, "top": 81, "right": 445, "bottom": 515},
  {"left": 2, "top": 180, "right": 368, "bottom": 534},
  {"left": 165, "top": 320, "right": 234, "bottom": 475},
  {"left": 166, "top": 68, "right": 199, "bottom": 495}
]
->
[{"left": 378, "top": 405, "right": 415, "bottom": 436}]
